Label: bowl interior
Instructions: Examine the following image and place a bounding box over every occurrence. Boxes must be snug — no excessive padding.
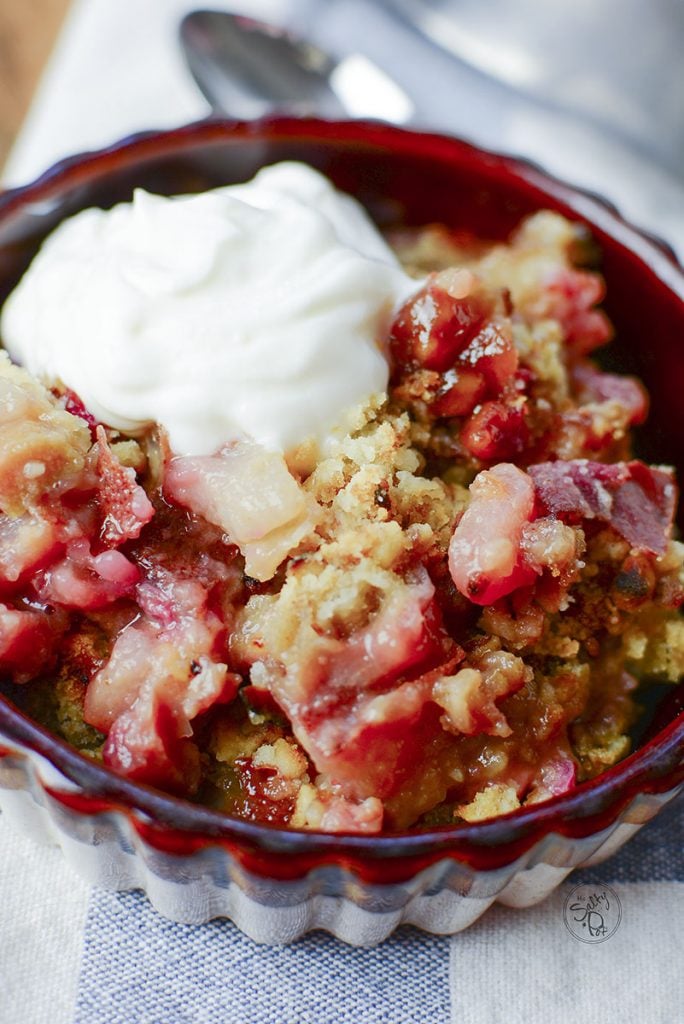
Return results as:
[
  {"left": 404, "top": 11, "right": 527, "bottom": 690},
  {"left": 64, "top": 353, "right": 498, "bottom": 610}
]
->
[{"left": 0, "top": 118, "right": 682, "bottom": 847}]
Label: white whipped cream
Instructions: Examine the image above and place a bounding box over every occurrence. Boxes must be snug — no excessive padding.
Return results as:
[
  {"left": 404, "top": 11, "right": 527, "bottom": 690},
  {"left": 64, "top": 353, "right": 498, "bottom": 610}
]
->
[{"left": 1, "top": 162, "right": 415, "bottom": 459}]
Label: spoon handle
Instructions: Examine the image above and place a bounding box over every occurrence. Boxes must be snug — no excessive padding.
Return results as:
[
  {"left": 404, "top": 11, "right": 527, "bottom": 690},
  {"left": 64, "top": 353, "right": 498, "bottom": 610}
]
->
[{"left": 291, "top": 0, "right": 684, "bottom": 257}]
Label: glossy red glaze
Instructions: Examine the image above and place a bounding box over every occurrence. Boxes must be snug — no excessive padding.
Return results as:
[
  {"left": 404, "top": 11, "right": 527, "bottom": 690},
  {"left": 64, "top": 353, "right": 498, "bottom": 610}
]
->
[
  {"left": 389, "top": 283, "right": 490, "bottom": 373},
  {"left": 0, "top": 117, "right": 682, "bottom": 886}
]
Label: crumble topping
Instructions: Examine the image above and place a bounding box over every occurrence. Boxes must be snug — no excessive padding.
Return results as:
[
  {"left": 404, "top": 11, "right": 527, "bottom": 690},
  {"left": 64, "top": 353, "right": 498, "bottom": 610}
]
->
[{"left": 1, "top": 209, "right": 682, "bottom": 833}]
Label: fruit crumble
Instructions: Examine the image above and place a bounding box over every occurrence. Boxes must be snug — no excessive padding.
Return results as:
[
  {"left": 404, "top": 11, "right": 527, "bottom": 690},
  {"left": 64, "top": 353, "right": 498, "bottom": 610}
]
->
[{"left": 1, "top": 182, "right": 683, "bottom": 834}]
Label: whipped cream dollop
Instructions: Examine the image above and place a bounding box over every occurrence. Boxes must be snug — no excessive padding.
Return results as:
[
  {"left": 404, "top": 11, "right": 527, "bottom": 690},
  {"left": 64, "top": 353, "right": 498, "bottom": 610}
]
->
[{"left": 1, "top": 162, "right": 415, "bottom": 459}]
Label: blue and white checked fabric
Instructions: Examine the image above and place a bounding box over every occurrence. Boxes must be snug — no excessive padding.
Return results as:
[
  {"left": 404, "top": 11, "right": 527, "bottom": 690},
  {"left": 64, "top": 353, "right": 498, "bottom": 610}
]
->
[
  {"left": 1, "top": 1, "right": 683, "bottom": 1022},
  {"left": 1, "top": 793, "right": 682, "bottom": 1024}
]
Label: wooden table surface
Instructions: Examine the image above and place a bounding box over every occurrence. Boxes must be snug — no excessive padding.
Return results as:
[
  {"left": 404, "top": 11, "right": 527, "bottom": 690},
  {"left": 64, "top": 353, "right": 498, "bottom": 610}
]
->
[{"left": 0, "top": 0, "right": 72, "bottom": 168}]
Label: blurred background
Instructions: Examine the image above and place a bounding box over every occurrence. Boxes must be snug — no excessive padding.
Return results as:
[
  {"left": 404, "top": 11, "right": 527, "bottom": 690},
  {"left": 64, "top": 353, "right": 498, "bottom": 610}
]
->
[
  {"left": 0, "top": 0, "right": 70, "bottom": 165},
  {"left": 1, "top": 0, "right": 683, "bottom": 249}
]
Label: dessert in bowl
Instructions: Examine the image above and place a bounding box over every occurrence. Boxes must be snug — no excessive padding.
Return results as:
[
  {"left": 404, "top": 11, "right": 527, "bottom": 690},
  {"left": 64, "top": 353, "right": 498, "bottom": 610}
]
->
[{"left": 0, "top": 118, "right": 682, "bottom": 944}]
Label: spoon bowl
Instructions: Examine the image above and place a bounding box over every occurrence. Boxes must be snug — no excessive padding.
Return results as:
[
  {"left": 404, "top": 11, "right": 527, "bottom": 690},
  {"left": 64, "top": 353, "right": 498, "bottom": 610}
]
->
[{"left": 179, "top": 9, "right": 345, "bottom": 119}]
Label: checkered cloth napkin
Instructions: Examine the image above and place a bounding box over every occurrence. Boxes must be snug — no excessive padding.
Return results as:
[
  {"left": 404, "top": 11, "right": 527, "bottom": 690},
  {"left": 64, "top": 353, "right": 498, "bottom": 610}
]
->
[
  {"left": 1, "top": 2, "right": 683, "bottom": 1022},
  {"left": 1, "top": 796, "right": 682, "bottom": 1024}
]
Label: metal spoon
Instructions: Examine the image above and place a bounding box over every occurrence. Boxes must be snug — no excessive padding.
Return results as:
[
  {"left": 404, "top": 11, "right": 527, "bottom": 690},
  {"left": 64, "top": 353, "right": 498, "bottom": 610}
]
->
[
  {"left": 178, "top": 5, "right": 684, "bottom": 256},
  {"left": 179, "top": 10, "right": 343, "bottom": 119},
  {"left": 179, "top": 9, "right": 413, "bottom": 123}
]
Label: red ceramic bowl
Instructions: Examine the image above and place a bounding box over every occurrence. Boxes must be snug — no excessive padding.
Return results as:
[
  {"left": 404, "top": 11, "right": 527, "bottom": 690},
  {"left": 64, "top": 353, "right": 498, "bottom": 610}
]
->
[{"left": 0, "top": 118, "right": 682, "bottom": 945}]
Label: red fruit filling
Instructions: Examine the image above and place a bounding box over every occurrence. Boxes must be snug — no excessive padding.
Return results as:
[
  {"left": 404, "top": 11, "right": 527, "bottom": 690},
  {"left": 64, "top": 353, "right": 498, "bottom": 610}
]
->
[{"left": 1, "top": 209, "right": 682, "bottom": 834}]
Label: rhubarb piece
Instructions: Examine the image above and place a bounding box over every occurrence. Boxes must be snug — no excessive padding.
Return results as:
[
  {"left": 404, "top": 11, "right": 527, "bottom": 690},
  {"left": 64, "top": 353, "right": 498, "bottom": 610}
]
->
[
  {"left": 449, "top": 463, "right": 537, "bottom": 605},
  {"left": 389, "top": 273, "right": 489, "bottom": 373},
  {"left": 0, "top": 602, "right": 66, "bottom": 682},
  {"left": 389, "top": 275, "right": 520, "bottom": 427},
  {"left": 572, "top": 360, "right": 649, "bottom": 427},
  {"left": 103, "top": 691, "right": 202, "bottom": 794},
  {"left": 94, "top": 426, "right": 154, "bottom": 547},
  {"left": 164, "top": 439, "right": 318, "bottom": 581},
  {"left": 460, "top": 401, "right": 528, "bottom": 461},
  {"left": 35, "top": 539, "right": 139, "bottom": 611},
  {"left": 528, "top": 459, "right": 676, "bottom": 555},
  {"left": 541, "top": 267, "right": 612, "bottom": 355},
  {"left": 0, "top": 353, "right": 91, "bottom": 516},
  {"left": 0, "top": 514, "right": 61, "bottom": 592}
]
